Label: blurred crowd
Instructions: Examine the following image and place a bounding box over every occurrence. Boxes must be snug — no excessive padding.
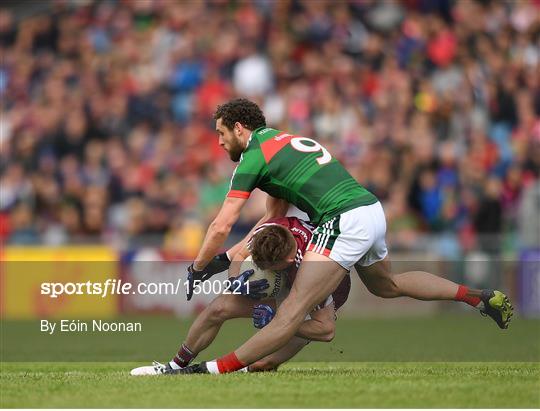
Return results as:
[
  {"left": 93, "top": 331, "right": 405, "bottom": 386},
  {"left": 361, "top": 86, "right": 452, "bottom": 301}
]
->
[{"left": 1, "top": 0, "right": 539, "bottom": 257}]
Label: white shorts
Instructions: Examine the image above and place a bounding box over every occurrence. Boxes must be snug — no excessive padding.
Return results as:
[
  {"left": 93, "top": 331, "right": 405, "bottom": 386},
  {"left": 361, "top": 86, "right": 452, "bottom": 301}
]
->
[{"left": 306, "top": 202, "right": 388, "bottom": 270}]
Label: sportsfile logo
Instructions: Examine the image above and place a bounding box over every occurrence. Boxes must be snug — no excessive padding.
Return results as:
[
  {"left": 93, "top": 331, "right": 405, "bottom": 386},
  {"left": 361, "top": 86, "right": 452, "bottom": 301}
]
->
[
  {"left": 40, "top": 279, "right": 182, "bottom": 299},
  {"left": 40, "top": 279, "right": 247, "bottom": 298}
]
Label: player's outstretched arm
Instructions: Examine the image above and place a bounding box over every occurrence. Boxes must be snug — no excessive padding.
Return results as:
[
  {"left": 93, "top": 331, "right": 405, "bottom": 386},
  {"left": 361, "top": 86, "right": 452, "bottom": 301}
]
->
[
  {"left": 193, "top": 196, "right": 247, "bottom": 270},
  {"left": 186, "top": 197, "right": 248, "bottom": 300}
]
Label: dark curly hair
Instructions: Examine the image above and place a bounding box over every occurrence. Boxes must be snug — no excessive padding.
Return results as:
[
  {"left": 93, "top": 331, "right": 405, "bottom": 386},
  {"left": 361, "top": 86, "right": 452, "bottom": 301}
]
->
[
  {"left": 250, "top": 224, "right": 296, "bottom": 270},
  {"left": 213, "top": 98, "right": 266, "bottom": 131}
]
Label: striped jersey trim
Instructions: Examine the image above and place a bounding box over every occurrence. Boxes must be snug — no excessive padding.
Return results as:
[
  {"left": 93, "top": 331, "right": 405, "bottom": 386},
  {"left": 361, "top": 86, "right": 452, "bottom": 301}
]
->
[{"left": 307, "top": 216, "right": 340, "bottom": 257}]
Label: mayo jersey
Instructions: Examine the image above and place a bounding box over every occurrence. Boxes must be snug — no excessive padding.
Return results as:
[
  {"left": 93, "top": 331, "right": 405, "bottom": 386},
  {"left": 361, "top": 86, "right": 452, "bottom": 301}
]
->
[{"left": 227, "top": 127, "right": 378, "bottom": 226}]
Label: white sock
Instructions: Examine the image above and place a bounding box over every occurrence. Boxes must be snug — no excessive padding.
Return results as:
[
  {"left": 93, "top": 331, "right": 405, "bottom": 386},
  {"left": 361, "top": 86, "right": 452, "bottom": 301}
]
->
[
  {"left": 169, "top": 361, "right": 181, "bottom": 370},
  {"left": 206, "top": 361, "right": 220, "bottom": 374}
]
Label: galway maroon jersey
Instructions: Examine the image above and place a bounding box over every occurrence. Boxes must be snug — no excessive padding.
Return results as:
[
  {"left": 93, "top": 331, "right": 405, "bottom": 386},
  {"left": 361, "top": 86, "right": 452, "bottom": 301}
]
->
[{"left": 249, "top": 216, "right": 350, "bottom": 310}]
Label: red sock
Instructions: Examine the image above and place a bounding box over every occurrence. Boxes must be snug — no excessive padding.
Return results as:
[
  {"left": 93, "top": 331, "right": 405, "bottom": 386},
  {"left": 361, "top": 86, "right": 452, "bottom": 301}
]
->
[
  {"left": 216, "top": 352, "right": 245, "bottom": 373},
  {"left": 455, "top": 285, "right": 481, "bottom": 307}
]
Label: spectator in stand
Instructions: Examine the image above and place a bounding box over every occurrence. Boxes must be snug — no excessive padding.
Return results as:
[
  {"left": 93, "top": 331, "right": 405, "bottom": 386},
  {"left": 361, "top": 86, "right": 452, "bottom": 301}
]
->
[{"left": 0, "top": 0, "right": 538, "bottom": 256}]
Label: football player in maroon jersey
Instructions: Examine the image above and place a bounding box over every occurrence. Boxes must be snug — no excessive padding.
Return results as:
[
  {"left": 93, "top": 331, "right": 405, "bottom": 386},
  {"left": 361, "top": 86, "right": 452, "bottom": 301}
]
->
[{"left": 131, "top": 216, "right": 350, "bottom": 375}]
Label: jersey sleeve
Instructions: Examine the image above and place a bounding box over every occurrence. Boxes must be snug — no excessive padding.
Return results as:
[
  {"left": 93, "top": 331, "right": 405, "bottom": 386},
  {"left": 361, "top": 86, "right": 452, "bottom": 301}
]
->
[{"left": 227, "top": 147, "right": 266, "bottom": 199}]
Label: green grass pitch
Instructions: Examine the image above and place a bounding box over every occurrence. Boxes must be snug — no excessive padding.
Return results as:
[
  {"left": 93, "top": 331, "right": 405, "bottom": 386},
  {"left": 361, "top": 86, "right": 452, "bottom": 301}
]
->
[
  {"left": 1, "top": 362, "right": 538, "bottom": 408},
  {"left": 1, "top": 315, "right": 539, "bottom": 407}
]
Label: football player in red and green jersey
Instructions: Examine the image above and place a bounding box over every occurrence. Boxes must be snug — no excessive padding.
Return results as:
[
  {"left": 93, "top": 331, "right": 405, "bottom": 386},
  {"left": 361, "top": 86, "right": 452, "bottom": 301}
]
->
[
  {"left": 177, "top": 98, "right": 512, "bottom": 375},
  {"left": 227, "top": 126, "right": 378, "bottom": 227}
]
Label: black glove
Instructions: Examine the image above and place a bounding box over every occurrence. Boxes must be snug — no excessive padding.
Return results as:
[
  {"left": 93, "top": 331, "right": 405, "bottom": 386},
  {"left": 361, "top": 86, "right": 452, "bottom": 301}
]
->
[
  {"left": 186, "top": 253, "right": 231, "bottom": 301},
  {"left": 202, "top": 252, "right": 231, "bottom": 279}
]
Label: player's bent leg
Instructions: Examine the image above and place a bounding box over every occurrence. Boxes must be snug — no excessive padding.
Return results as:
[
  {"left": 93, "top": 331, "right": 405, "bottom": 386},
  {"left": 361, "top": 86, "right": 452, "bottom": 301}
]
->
[
  {"left": 130, "top": 293, "right": 255, "bottom": 376},
  {"left": 249, "top": 337, "right": 309, "bottom": 372},
  {"left": 248, "top": 302, "right": 336, "bottom": 372},
  {"left": 249, "top": 303, "right": 337, "bottom": 372},
  {"left": 356, "top": 257, "right": 513, "bottom": 328},
  {"left": 355, "top": 258, "right": 401, "bottom": 298},
  {"left": 355, "top": 257, "right": 460, "bottom": 300},
  {"left": 185, "top": 293, "right": 255, "bottom": 354},
  {"left": 230, "top": 252, "right": 347, "bottom": 368},
  {"left": 295, "top": 302, "right": 336, "bottom": 342}
]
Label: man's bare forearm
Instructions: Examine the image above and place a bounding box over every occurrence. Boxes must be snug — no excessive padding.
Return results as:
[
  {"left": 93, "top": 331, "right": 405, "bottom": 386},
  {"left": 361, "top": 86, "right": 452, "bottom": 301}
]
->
[
  {"left": 193, "top": 197, "right": 246, "bottom": 271},
  {"left": 193, "top": 221, "right": 231, "bottom": 270}
]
